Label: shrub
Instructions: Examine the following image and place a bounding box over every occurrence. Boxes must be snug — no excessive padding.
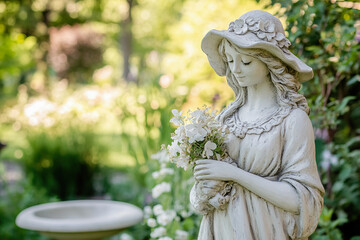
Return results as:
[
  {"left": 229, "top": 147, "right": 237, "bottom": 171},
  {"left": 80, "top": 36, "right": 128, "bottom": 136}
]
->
[
  {"left": 0, "top": 177, "right": 58, "bottom": 240},
  {"left": 262, "top": 0, "right": 360, "bottom": 238},
  {"left": 23, "top": 127, "right": 106, "bottom": 200}
]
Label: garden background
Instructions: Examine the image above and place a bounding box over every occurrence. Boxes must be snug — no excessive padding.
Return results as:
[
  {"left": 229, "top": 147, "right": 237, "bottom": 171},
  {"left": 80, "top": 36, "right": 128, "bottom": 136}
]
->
[{"left": 0, "top": 0, "right": 359, "bottom": 239}]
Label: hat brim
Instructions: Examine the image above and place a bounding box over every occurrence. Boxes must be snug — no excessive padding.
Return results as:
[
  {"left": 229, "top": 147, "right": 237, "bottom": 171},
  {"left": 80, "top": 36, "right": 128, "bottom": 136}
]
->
[{"left": 201, "top": 29, "right": 313, "bottom": 82}]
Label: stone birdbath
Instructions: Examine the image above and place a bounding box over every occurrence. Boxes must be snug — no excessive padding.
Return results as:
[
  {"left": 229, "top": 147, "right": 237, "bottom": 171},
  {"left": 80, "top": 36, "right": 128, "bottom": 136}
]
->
[{"left": 16, "top": 200, "right": 143, "bottom": 240}]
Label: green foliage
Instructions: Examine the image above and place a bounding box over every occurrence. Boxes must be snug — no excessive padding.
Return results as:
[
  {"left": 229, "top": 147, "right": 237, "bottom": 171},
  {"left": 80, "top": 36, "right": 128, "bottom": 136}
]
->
[
  {"left": 114, "top": 81, "right": 187, "bottom": 187},
  {"left": 0, "top": 177, "right": 57, "bottom": 240},
  {"left": 324, "top": 138, "right": 360, "bottom": 221},
  {"left": 23, "top": 128, "right": 106, "bottom": 200},
  {"left": 0, "top": 33, "right": 36, "bottom": 97},
  {"left": 144, "top": 151, "right": 202, "bottom": 240},
  {"left": 0, "top": 84, "right": 113, "bottom": 200},
  {"left": 5, "top": 0, "right": 360, "bottom": 239},
  {"left": 106, "top": 171, "right": 150, "bottom": 240},
  {"left": 264, "top": 0, "right": 360, "bottom": 138},
  {"left": 311, "top": 207, "right": 347, "bottom": 240},
  {"left": 263, "top": 0, "right": 360, "bottom": 238}
]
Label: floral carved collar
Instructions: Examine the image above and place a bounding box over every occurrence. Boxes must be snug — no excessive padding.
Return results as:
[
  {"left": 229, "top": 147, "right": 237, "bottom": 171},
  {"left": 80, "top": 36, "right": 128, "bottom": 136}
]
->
[{"left": 224, "top": 106, "right": 292, "bottom": 139}]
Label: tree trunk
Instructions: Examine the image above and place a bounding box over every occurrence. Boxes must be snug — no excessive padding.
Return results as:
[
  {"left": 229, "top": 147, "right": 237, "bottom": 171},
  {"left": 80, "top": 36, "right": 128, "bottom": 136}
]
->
[{"left": 121, "top": 0, "right": 135, "bottom": 83}]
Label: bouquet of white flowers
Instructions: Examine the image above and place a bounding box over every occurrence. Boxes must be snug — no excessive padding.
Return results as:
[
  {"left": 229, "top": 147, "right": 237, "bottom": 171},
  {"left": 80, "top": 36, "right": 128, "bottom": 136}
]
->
[{"left": 166, "top": 107, "right": 236, "bottom": 212}]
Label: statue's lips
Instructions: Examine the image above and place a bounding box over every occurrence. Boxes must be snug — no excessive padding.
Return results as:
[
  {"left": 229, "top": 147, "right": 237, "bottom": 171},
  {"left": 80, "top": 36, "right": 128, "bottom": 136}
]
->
[{"left": 234, "top": 75, "right": 245, "bottom": 79}]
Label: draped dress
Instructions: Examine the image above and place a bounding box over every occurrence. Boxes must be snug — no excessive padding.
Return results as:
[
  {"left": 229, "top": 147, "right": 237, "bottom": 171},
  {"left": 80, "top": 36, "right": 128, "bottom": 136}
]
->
[{"left": 191, "top": 107, "right": 324, "bottom": 240}]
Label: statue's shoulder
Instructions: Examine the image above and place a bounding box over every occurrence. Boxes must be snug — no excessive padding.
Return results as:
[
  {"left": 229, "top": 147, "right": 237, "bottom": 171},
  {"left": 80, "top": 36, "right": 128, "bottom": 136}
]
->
[
  {"left": 284, "top": 107, "right": 313, "bottom": 133},
  {"left": 287, "top": 108, "right": 310, "bottom": 122}
]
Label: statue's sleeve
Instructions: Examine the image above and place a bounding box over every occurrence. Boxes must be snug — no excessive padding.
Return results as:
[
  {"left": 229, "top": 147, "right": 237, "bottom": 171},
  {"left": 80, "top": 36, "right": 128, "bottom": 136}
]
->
[
  {"left": 278, "top": 109, "right": 325, "bottom": 239},
  {"left": 190, "top": 181, "right": 214, "bottom": 215}
]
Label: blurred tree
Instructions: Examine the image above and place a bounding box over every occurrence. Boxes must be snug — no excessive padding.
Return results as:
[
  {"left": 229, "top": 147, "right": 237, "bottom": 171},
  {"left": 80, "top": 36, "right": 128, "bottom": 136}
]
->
[
  {"left": 261, "top": 0, "right": 360, "bottom": 238},
  {"left": 121, "top": 0, "right": 136, "bottom": 82},
  {"left": 0, "top": 0, "right": 105, "bottom": 89},
  {"left": 0, "top": 0, "right": 193, "bottom": 86},
  {"left": 129, "top": 0, "right": 189, "bottom": 84},
  {"left": 48, "top": 24, "right": 104, "bottom": 83},
  {"left": 161, "top": 0, "right": 269, "bottom": 109},
  {"left": 0, "top": 32, "right": 36, "bottom": 97}
]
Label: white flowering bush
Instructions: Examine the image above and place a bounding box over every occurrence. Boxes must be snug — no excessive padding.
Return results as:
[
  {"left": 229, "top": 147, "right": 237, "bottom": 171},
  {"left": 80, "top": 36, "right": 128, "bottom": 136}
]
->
[
  {"left": 167, "top": 107, "right": 229, "bottom": 170},
  {"left": 143, "top": 150, "right": 201, "bottom": 240},
  {"left": 0, "top": 83, "right": 123, "bottom": 199}
]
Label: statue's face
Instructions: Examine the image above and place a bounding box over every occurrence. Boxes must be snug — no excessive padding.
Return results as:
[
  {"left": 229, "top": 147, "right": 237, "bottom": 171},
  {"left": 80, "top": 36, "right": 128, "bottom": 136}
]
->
[{"left": 224, "top": 41, "right": 269, "bottom": 87}]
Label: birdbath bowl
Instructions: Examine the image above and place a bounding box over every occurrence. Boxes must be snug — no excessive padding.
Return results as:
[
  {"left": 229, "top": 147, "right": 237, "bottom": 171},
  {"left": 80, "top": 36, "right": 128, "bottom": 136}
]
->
[{"left": 16, "top": 200, "right": 143, "bottom": 240}]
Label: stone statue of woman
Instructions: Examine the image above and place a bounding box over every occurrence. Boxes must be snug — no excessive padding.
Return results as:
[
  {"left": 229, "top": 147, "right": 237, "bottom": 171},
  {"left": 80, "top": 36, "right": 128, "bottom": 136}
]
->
[{"left": 190, "top": 10, "right": 324, "bottom": 240}]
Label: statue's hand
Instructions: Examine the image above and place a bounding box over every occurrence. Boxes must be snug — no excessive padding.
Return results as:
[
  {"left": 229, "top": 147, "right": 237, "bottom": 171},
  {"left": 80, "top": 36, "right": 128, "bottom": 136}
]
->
[{"left": 194, "top": 159, "right": 238, "bottom": 182}]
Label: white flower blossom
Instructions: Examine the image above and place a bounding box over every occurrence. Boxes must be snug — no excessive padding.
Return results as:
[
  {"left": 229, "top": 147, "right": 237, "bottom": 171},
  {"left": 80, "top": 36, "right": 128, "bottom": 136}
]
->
[
  {"left": 24, "top": 98, "right": 57, "bottom": 127},
  {"left": 176, "top": 155, "right": 192, "bottom": 170},
  {"left": 153, "top": 204, "right": 164, "bottom": 216},
  {"left": 157, "top": 210, "right": 176, "bottom": 226},
  {"left": 202, "top": 141, "right": 217, "bottom": 159},
  {"left": 152, "top": 182, "right": 171, "bottom": 198},
  {"left": 120, "top": 233, "right": 133, "bottom": 240},
  {"left": 185, "top": 124, "right": 207, "bottom": 143},
  {"left": 147, "top": 218, "right": 157, "bottom": 228},
  {"left": 190, "top": 109, "right": 207, "bottom": 123},
  {"left": 159, "top": 237, "right": 173, "bottom": 240},
  {"left": 171, "top": 125, "right": 186, "bottom": 143},
  {"left": 152, "top": 171, "right": 161, "bottom": 179},
  {"left": 150, "top": 227, "right": 166, "bottom": 238},
  {"left": 321, "top": 149, "right": 338, "bottom": 170},
  {"left": 180, "top": 210, "right": 190, "bottom": 218},
  {"left": 144, "top": 206, "right": 152, "bottom": 218},
  {"left": 167, "top": 106, "right": 228, "bottom": 170},
  {"left": 170, "top": 109, "right": 184, "bottom": 126},
  {"left": 175, "top": 230, "right": 189, "bottom": 240},
  {"left": 160, "top": 168, "right": 174, "bottom": 175},
  {"left": 151, "top": 150, "right": 169, "bottom": 163},
  {"left": 152, "top": 168, "right": 174, "bottom": 179},
  {"left": 168, "top": 141, "right": 182, "bottom": 157}
]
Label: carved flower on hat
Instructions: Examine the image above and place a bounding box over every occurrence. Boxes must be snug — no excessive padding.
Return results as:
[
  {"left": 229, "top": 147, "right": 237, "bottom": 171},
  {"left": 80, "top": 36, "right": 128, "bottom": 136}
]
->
[
  {"left": 228, "top": 17, "right": 291, "bottom": 54},
  {"left": 256, "top": 20, "right": 276, "bottom": 41},
  {"left": 275, "top": 32, "right": 291, "bottom": 53},
  {"left": 229, "top": 19, "right": 248, "bottom": 35}
]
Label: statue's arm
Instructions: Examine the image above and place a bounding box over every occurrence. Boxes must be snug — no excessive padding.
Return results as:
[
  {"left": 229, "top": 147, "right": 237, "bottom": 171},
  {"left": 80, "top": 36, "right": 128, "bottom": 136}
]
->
[
  {"left": 195, "top": 159, "right": 299, "bottom": 213},
  {"left": 195, "top": 109, "right": 322, "bottom": 214}
]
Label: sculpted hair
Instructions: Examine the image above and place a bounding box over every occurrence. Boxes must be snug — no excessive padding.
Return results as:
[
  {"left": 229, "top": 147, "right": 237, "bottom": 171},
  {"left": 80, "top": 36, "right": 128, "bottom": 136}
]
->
[{"left": 217, "top": 39, "right": 310, "bottom": 122}]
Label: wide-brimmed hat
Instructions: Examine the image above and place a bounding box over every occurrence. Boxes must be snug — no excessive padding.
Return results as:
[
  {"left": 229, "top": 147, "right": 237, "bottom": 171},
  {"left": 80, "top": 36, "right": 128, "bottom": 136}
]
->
[{"left": 201, "top": 10, "right": 313, "bottom": 82}]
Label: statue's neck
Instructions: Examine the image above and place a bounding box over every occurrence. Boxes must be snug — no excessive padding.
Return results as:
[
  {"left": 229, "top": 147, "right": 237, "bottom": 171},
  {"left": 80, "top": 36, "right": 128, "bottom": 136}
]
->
[{"left": 243, "top": 78, "right": 278, "bottom": 112}]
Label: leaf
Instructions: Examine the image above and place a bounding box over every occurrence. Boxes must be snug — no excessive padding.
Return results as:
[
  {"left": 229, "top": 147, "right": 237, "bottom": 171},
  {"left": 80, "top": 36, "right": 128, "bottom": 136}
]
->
[
  {"left": 329, "top": 217, "right": 348, "bottom": 228},
  {"left": 337, "top": 96, "right": 355, "bottom": 114},
  {"left": 338, "top": 165, "right": 352, "bottom": 181},
  {"left": 332, "top": 181, "right": 344, "bottom": 193},
  {"left": 182, "top": 218, "right": 194, "bottom": 230},
  {"left": 347, "top": 75, "right": 360, "bottom": 86}
]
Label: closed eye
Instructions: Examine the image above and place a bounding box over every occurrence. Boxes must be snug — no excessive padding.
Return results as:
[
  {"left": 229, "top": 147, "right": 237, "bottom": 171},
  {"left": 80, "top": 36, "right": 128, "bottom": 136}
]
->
[
  {"left": 242, "top": 61, "right": 251, "bottom": 65},
  {"left": 227, "top": 59, "right": 234, "bottom": 63}
]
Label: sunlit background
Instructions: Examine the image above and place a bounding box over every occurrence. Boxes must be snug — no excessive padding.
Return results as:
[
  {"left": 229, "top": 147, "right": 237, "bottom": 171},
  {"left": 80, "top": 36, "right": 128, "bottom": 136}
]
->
[{"left": 0, "top": 0, "right": 359, "bottom": 239}]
